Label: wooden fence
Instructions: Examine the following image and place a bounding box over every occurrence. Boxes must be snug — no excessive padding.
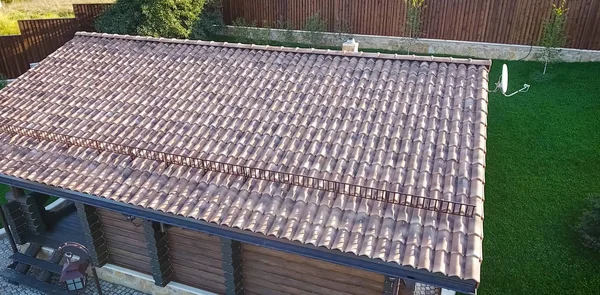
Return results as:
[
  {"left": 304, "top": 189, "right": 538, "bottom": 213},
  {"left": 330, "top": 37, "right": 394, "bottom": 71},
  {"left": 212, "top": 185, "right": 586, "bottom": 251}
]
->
[
  {"left": 222, "top": 0, "right": 600, "bottom": 50},
  {"left": 2, "top": 1, "right": 600, "bottom": 79},
  {"left": 0, "top": 4, "right": 111, "bottom": 79}
]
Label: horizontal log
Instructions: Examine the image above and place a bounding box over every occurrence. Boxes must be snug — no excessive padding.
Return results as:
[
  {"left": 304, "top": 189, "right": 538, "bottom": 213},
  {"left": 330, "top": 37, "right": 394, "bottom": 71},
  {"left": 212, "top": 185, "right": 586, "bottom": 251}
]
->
[
  {"left": 99, "top": 214, "right": 146, "bottom": 233},
  {"left": 169, "top": 251, "right": 223, "bottom": 271},
  {"left": 243, "top": 272, "right": 318, "bottom": 295},
  {"left": 244, "top": 264, "right": 379, "bottom": 295},
  {"left": 103, "top": 231, "right": 147, "bottom": 248},
  {"left": 105, "top": 239, "right": 149, "bottom": 257},
  {"left": 167, "top": 228, "right": 220, "bottom": 244},
  {"left": 109, "top": 253, "right": 152, "bottom": 275},
  {"left": 244, "top": 244, "right": 385, "bottom": 283},
  {"left": 244, "top": 283, "right": 288, "bottom": 295},
  {"left": 108, "top": 247, "right": 151, "bottom": 263},
  {"left": 243, "top": 256, "right": 383, "bottom": 294},
  {"left": 96, "top": 209, "right": 128, "bottom": 221},
  {"left": 167, "top": 234, "right": 223, "bottom": 256},
  {"left": 171, "top": 262, "right": 225, "bottom": 286},
  {"left": 171, "top": 271, "right": 226, "bottom": 294}
]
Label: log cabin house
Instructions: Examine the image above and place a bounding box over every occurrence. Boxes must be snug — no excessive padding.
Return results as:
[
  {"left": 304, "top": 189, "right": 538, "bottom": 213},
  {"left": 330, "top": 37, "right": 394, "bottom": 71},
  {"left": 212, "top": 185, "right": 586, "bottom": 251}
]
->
[{"left": 0, "top": 32, "right": 488, "bottom": 295}]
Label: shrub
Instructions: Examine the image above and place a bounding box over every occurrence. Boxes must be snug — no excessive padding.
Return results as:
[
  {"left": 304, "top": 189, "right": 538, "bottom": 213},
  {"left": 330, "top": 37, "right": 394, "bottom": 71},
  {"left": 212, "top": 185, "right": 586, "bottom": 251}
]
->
[
  {"left": 96, "top": 0, "right": 206, "bottom": 39},
  {"left": 538, "top": 0, "right": 568, "bottom": 74},
  {"left": 404, "top": 0, "right": 426, "bottom": 54},
  {"left": 303, "top": 12, "right": 327, "bottom": 46},
  {"left": 577, "top": 195, "right": 600, "bottom": 253},
  {"left": 0, "top": 74, "right": 7, "bottom": 90},
  {"left": 95, "top": 0, "right": 145, "bottom": 35},
  {"left": 275, "top": 19, "right": 296, "bottom": 44},
  {"left": 253, "top": 20, "right": 271, "bottom": 42},
  {"left": 230, "top": 18, "right": 256, "bottom": 43},
  {"left": 138, "top": 0, "right": 205, "bottom": 38},
  {"left": 190, "top": 0, "right": 225, "bottom": 40}
]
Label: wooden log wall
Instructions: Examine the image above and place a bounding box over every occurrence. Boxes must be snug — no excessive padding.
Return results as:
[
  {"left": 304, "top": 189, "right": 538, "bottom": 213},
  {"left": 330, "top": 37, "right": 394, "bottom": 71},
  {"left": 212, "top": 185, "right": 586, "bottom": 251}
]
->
[
  {"left": 90, "top": 206, "right": 385, "bottom": 294},
  {"left": 166, "top": 227, "right": 227, "bottom": 294},
  {"left": 96, "top": 209, "right": 152, "bottom": 275},
  {"left": 241, "top": 244, "right": 386, "bottom": 295},
  {"left": 222, "top": 0, "right": 600, "bottom": 50}
]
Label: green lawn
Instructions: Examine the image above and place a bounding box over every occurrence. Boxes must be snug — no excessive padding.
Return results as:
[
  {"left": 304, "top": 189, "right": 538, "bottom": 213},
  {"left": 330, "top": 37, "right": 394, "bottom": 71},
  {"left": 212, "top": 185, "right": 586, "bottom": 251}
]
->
[
  {"left": 0, "top": 184, "right": 10, "bottom": 228},
  {"left": 480, "top": 61, "right": 600, "bottom": 294},
  {"left": 0, "top": 184, "right": 9, "bottom": 205}
]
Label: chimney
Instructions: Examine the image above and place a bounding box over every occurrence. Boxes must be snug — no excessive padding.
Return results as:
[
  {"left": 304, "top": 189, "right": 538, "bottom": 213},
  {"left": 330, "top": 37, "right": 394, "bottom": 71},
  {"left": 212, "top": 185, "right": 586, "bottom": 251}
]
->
[{"left": 342, "top": 38, "right": 358, "bottom": 53}]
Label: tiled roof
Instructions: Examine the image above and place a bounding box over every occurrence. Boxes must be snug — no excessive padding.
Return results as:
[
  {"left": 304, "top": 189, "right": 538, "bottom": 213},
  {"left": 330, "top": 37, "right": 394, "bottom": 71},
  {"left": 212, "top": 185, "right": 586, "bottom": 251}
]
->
[{"left": 0, "top": 32, "right": 489, "bottom": 283}]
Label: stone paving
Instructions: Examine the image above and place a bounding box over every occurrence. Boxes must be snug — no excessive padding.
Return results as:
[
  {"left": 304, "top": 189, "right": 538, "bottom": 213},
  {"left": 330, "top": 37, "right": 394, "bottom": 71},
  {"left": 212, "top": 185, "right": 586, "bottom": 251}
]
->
[
  {"left": 414, "top": 283, "right": 442, "bottom": 295},
  {"left": 0, "top": 237, "right": 148, "bottom": 295}
]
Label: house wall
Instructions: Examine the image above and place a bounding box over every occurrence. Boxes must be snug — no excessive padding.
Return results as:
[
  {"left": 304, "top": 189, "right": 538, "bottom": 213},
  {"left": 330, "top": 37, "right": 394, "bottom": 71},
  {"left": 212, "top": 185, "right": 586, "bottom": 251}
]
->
[
  {"left": 96, "top": 209, "right": 152, "bottom": 275},
  {"left": 166, "top": 227, "right": 226, "bottom": 294},
  {"left": 242, "top": 244, "right": 386, "bottom": 295},
  {"left": 91, "top": 207, "right": 386, "bottom": 295}
]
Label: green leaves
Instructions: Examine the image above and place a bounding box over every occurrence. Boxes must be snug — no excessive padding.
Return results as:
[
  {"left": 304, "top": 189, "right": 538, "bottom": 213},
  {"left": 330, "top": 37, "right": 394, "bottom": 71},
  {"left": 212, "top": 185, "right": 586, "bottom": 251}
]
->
[
  {"left": 303, "top": 13, "right": 327, "bottom": 46},
  {"left": 95, "top": 0, "right": 206, "bottom": 39},
  {"left": 190, "top": 0, "right": 225, "bottom": 40},
  {"left": 538, "top": 0, "right": 568, "bottom": 74},
  {"left": 0, "top": 73, "right": 7, "bottom": 90},
  {"left": 95, "top": 0, "right": 145, "bottom": 36}
]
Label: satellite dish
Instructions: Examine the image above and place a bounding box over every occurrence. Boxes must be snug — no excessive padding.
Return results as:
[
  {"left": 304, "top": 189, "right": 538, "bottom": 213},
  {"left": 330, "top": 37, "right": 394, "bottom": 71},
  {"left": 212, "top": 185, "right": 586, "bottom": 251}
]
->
[
  {"left": 492, "top": 63, "right": 530, "bottom": 97},
  {"left": 501, "top": 64, "right": 509, "bottom": 94}
]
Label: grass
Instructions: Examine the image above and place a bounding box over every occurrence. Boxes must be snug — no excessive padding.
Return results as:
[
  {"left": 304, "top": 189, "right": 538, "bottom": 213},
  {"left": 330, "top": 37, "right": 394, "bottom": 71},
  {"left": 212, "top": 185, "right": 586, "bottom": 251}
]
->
[
  {"left": 0, "top": 184, "right": 11, "bottom": 228},
  {"left": 0, "top": 184, "right": 9, "bottom": 206},
  {"left": 480, "top": 61, "right": 600, "bottom": 294},
  {"left": 0, "top": 0, "right": 113, "bottom": 35}
]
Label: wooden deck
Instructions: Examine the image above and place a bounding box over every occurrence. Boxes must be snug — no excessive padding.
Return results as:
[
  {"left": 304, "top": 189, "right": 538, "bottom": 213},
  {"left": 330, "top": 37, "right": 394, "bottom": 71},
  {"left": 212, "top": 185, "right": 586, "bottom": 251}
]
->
[{"left": 25, "top": 203, "right": 85, "bottom": 250}]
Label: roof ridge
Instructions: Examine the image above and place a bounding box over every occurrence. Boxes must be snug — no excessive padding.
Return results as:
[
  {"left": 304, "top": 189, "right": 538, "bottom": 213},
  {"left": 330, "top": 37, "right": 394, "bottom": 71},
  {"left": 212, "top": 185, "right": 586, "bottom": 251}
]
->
[{"left": 75, "top": 31, "right": 491, "bottom": 67}]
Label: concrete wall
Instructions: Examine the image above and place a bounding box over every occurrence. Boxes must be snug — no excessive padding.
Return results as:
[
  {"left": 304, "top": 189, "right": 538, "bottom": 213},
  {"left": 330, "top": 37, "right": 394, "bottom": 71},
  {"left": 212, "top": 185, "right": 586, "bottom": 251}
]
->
[{"left": 227, "top": 26, "right": 600, "bottom": 62}]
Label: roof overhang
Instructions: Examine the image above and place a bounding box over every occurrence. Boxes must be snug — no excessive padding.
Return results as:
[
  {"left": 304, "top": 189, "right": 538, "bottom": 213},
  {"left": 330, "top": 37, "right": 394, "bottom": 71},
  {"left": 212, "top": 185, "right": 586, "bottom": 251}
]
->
[{"left": 0, "top": 174, "right": 477, "bottom": 294}]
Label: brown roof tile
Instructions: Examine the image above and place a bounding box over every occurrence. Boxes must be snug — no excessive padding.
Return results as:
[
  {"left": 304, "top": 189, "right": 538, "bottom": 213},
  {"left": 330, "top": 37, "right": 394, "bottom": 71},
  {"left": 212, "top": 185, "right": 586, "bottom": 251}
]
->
[{"left": 0, "top": 32, "right": 489, "bottom": 283}]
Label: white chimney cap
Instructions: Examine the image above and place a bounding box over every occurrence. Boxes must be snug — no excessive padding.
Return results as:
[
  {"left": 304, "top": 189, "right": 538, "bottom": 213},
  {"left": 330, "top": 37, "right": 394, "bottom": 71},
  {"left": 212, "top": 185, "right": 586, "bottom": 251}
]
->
[{"left": 342, "top": 38, "right": 358, "bottom": 53}]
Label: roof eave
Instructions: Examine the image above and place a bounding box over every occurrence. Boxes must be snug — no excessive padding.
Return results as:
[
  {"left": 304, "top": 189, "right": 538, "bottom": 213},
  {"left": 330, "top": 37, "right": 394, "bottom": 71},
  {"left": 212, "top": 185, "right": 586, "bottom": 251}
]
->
[{"left": 0, "top": 174, "right": 477, "bottom": 294}]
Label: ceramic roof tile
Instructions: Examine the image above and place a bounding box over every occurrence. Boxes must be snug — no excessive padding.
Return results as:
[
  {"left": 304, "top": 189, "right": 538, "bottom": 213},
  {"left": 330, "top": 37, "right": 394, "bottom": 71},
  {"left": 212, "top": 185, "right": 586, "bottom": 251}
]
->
[{"left": 0, "top": 32, "right": 489, "bottom": 284}]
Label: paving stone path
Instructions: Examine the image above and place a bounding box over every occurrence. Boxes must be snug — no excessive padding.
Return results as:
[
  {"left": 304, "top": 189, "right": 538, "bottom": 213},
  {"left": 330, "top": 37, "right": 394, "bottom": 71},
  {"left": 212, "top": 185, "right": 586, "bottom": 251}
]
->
[{"left": 0, "top": 237, "right": 148, "bottom": 295}]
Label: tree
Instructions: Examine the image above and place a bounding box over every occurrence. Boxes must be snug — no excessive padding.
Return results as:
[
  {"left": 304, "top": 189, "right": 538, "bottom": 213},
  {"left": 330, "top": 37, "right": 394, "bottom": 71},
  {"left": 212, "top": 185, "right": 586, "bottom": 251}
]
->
[
  {"left": 95, "top": 0, "right": 145, "bottom": 36},
  {"left": 190, "top": 0, "right": 225, "bottom": 40},
  {"left": 538, "top": 0, "right": 568, "bottom": 74},
  {"left": 138, "top": 0, "right": 205, "bottom": 38},
  {"left": 404, "top": 0, "right": 425, "bottom": 54},
  {"left": 96, "top": 0, "right": 206, "bottom": 39}
]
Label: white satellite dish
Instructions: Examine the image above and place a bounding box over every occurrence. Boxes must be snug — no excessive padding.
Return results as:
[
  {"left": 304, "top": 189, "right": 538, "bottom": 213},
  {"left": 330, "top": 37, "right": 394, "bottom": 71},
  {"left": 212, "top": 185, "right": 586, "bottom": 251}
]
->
[
  {"left": 501, "top": 64, "right": 509, "bottom": 94},
  {"left": 493, "top": 64, "right": 530, "bottom": 97}
]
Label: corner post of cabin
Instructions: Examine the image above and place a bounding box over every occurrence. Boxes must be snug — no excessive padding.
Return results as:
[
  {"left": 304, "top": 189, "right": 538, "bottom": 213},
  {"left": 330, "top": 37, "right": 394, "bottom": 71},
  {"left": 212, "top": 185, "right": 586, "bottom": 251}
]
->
[
  {"left": 385, "top": 277, "right": 419, "bottom": 295},
  {"left": 142, "top": 220, "right": 172, "bottom": 287},
  {"left": 7, "top": 186, "right": 47, "bottom": 235},
  {"left": 220, "top": 238, "right": 244, "bottom": 295},
  {"left": 75, "top": 202, "right": 109, "bottom": 266},
  {"left": 383, "top": 276, "right": 397, "bottom": 295}
]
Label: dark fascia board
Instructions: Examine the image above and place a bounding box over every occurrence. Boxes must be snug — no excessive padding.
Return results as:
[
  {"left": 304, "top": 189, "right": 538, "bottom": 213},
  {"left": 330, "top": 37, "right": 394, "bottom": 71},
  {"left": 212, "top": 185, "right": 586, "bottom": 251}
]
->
[{"left": 0, "top": 174, "right": 477, "bottom": 294}]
